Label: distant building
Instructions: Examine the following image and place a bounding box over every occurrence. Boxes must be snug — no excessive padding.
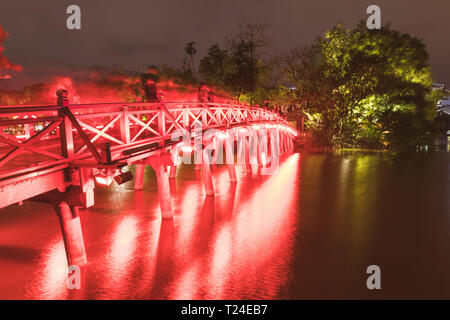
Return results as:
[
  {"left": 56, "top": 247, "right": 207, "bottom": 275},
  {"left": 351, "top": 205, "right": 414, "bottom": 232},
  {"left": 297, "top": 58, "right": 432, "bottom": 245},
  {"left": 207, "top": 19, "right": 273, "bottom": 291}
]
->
[
  {"left": 432, "top": 82, "right": 446, "bottom": 91},
  {"left": 433, "top": 83, "right": 450, "bottom": 115}
]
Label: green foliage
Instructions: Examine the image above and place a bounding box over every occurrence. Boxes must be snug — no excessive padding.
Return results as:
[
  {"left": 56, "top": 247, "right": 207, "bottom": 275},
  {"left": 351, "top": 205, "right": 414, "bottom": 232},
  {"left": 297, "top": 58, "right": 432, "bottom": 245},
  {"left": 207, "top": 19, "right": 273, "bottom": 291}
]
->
[
  {"left": 278, "top": 21, "right": 437, "bottom": 150},
  {"left": 198, "top": 44, "right": 230, "bottom": 87},
  {"left": 198, "top": 42, "right": 266, "bottom": 96},
  {"left": 158, "top": 64, "right": 195, "bottom": 85},
  {"left": 198, "top": 19, "right": 272, "bottom": 99}
]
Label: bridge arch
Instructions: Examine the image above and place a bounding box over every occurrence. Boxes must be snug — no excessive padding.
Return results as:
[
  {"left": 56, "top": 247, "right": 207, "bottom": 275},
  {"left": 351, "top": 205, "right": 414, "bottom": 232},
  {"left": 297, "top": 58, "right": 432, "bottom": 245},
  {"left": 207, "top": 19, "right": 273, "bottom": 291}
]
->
[{"left": 0, "top": 91, "right": 298, "bottom": 266}]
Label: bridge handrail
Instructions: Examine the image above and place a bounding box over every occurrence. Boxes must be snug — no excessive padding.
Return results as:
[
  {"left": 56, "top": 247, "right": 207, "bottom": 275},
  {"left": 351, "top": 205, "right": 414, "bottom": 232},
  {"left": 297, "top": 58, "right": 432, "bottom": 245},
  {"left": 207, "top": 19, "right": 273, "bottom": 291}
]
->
[{"left": 0, "top": 100, "right": 296, "bottom": 182}]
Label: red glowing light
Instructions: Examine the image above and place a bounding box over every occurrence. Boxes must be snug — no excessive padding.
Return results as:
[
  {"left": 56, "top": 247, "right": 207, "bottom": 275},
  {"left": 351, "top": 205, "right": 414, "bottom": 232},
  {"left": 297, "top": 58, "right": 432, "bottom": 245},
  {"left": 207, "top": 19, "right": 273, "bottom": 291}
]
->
[{"left": 95, "top": 175, "right": 113, "bottom": 186}]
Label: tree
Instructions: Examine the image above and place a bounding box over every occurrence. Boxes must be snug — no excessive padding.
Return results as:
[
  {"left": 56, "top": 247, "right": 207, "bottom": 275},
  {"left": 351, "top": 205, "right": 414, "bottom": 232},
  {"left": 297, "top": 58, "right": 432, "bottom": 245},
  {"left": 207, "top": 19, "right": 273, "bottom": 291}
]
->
[
  {"left": 198, "top": 44, "right": 230, "bottom": 87},
  {"left": 0, "top": 25, "right": 22, "bottom": 84},
  {"left": 278, "top": 21, "right": 436, "bottom": 150},
  {"left": 184, "top": 41, "right": 197, "bottom": 81},
  {"left": 225, "top": 17, "right": 271, "bottom": 94},
  {"left": 226, "top": 17, "right": 271, "bottom": 64}
]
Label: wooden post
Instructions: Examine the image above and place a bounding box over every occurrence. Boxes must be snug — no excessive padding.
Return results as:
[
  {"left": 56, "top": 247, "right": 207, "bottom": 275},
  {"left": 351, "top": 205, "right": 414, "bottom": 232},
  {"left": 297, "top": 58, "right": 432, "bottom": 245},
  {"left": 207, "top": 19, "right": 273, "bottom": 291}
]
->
[
  {"left": 275, "top": 130, "right": 281, "bottom": 156},
  {"left": 202, "top": 148, "right": 214, "bottom": 196},
  {"left": 244, "top": 135, "right": 251, "bottom": 173},
  {"left": 211, "top": 137, "right": 219, "bottom": 164},
  {"left": 281, "top": 133, "right": 286, "bottom": 154},
  {"left": 120, "top": 106, "right": 130, "bottom": 144},
  {"left": 169, "top": 165, "right": 177, "bottom": 179},
  {"left": 54, "top": 202, "right": 87, "bottom": 266},
  {"left": 57, "top": 90, "right": 74, "bottom": 183},
  {"left": 269, "top": 129, "right": 280, "bottom": 163},
  {"left": 153, "top": 164, "right": 173, "bottom": 219},
  {"left": 225, "top": 133, "right": 237, "bottom": 183},
  {"left": 195, "top": 144, "right": 202, "bottom": 171},
  {"left": 147, "top": 154, "right": 173, "bottom": 219},
  {"left": 250, "top": 129, "right": 259, "bottom": 166}
]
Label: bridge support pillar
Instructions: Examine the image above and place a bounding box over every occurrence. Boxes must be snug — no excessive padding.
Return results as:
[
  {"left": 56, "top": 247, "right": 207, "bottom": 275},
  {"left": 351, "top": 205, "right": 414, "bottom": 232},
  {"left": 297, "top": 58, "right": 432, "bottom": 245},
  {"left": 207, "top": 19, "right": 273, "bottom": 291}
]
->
[
  {"left": 211, "top": 137, "right": 219, "bottom": 164},
  {"left": 202, "top": 148, "right": 214, "bottom": 196},
  {"left": 254, "top": 130, "right": 260, "bottom": 167},
  {"left": 275, "top": 131, "right": 281, "bottom": 157},
  {"left": 269, "top": 130, "right": 280, "bottom": 165},
  {"left": 169, "top": 145, "right": 179, "bottom": 179},
  {"left": 134, "top": 163, "right": 145, "bottom": 190},
  {"left": 169, "top": 165, "right": 177, "bottom": 179},
  {"left": 255, "top": 130, "right": 262, "bottom": 168},
  {"left": 259, "top": 130, "right": 268, "bottom": 168},
  {"left": 241, "top": 135, "right": 252, "bottom": 174},
  {"left": 145, "top": 152, "right": 173, "bottom": 219},
  {"left": 195, "top": 150, "right": 202, "bottom": 171},
  {"left": 54, "top": 202, "right": 87, "bottom": 266},
  {"left": 225, "top": 135, "right": 237, "bottom": 183},
  {"left": 152, "top": 163, "right": 173, "bottom": 219}
]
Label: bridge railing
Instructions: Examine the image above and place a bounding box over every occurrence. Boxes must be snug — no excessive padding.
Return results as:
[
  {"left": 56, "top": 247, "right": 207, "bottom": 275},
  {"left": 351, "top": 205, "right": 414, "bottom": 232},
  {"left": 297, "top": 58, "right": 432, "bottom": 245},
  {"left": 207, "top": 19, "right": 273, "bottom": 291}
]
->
[{"left": 0, "top": 93, "right": 288, "bottom": 181}]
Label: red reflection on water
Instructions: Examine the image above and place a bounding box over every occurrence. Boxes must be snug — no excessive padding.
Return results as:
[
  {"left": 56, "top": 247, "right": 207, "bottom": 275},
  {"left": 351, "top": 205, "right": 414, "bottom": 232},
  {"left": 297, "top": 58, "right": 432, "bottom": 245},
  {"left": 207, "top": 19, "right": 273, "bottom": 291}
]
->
[
  {"left": 35, "top": 240, "right": 68, "bottom": 299},
  {"left": 103, "top": 216, "right": 139, "bottom": 298},
  {"left": 167, "top": 153, "right": 301, "bottom": 299},
  {"left": 1, "top": 153, "right": 300, "bottom": 299}
]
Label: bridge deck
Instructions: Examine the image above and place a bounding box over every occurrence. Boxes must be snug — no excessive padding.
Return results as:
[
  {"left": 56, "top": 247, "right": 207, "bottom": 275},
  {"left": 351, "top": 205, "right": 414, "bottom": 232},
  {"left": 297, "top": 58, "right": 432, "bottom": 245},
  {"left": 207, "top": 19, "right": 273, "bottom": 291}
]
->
[{"left": 0, "top": 99, "right": 296, "bottom": 208}]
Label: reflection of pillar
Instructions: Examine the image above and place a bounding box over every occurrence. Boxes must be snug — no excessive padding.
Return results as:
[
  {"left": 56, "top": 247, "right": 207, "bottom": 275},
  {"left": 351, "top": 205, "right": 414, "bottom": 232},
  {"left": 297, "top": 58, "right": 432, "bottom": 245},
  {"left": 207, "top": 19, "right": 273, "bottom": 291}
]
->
[
  {"left": 202, "top": 148, "right": 214, "bottom": 196},
  {"left": 284, "top": 134, "right": 288, "bottom": 153},
  {"left": 225, "top": 135, "right": 237, "bottom": 183},
  {"left": 195, "top": 150, "right": 202, "bottom": 171},
  {"left": 244, "top": 136, "right": 251, "bottom": 173},
  {"left": 134, "top": 164, "right": 145, "bottom": 190},
  {"left": 271, "top": 130, "right": 279, "bottom": 160},
  {"left": 276, "top": 130, "right": 281, "bottom": 156},
  {"left": 169, "top": 165, "right": 177, "bottom": 179},
  {"left": 250, "top": 129, "right": 258, "bottom": 166},
  {"left": 255, "top": 130, "right": 263, "bottom": 168},
  {"left": 154, "top": 219, "right": 174, "bottom": 287},
  {"left": 54, "top": 202, "right": 87, "bottom": 266},
  {"left": 149, "top": 162, "right": 173, "bottom": 219},
  {"left": 212, "top": 137, "right": 219, "bottom": 164},
  {"left": 170, "top": 146, "right": 179, "bottom": 179},
  {"left": 281, "top": 133, "right": 286, "bottom": 154}
]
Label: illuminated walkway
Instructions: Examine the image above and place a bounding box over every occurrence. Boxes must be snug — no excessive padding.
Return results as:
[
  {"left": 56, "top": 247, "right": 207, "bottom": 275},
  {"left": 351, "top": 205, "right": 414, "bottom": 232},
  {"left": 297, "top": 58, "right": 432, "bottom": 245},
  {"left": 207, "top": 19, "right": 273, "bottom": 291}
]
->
[{"left": 0, "top": 90, "right": 297, "bottom": 266}]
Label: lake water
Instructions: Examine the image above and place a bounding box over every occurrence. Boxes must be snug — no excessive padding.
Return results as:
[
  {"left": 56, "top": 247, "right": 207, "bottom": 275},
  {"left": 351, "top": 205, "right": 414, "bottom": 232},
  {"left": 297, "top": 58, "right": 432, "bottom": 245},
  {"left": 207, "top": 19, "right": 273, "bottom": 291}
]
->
[{"left": 0, "top": 150, "right": 448, "bottom": 299}]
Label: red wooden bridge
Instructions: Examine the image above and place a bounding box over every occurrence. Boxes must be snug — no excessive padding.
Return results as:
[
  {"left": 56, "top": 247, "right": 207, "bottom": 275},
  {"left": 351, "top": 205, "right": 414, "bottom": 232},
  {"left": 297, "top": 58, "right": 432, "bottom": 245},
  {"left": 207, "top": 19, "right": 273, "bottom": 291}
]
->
[{"left": 0, "top": 90, "right": 298, "bottom": 266}]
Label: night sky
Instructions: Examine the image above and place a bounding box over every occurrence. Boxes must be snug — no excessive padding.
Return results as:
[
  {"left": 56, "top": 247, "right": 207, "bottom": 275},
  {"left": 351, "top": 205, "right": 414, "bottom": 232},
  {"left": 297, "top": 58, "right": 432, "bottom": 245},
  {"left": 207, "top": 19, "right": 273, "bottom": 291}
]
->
[{"left": 0, "top": 0, "right": 449, "bottom": 89}]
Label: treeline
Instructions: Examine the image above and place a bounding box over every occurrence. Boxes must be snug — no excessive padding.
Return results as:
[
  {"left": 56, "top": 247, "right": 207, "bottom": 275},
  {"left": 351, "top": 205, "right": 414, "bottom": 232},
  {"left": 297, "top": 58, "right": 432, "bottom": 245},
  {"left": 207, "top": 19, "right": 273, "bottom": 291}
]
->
[
  {"left": 1, "top": 19, "right": 447, "bottom": 151},
  {"left": 179, "top": 19, "right": 446, "bottom": 151}
]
